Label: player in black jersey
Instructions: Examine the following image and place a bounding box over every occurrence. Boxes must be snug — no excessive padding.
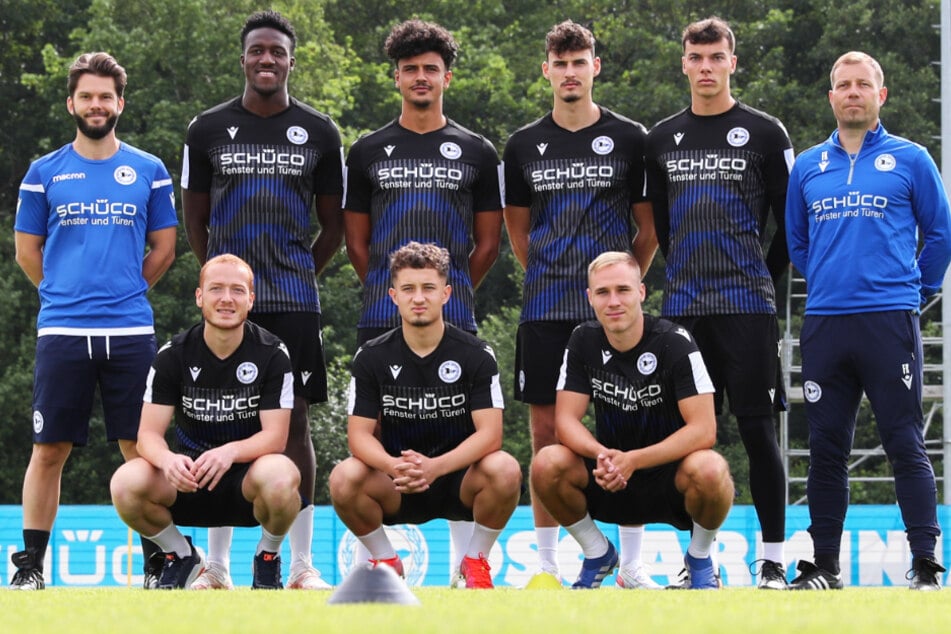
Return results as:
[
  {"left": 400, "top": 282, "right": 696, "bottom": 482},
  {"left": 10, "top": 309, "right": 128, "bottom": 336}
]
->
[
  {"left": 532, "top": 252, "right": 733, "bottom": 590},
  {"left": 110, "top": 255, "right": 302, "bottom": 589},
  {"left": 645, "top": 17, "right": 792, "bottom": 589},
  {"left": 181, "top": 10, "right": 341, "bottom": 590},
  {"left": 502, "top": 20, "right": 658, "bottom": 588},
  {"left": 343, "top": 19, "right": 502, "bottom": 343},
  {"left": 329, "top": 243, "right": 520, "bottom": 589},
  {"left": 343, "top": 19, "right": 503, "bottom": 577}
]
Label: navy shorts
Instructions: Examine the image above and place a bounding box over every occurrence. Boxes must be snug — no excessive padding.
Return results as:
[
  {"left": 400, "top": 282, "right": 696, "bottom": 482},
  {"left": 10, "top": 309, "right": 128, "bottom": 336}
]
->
[
  {"left": 583, "top": 458, "right": 692, "bottom": 531},
  {"left": 514, "top": 320, "right": 580, "bottom": 404},
  {"left": 670, "top": 314, "right": 785, "bottom": 416},
  {"left": 32, "top": 334, "right": 156, "bottom": 445},
  {"left": 169, "top": 463, "right": 259, "bottom": 527},
  {"left": 251, "top": 312, "right": 327, "bottom": 403},
  {"left": 383, "top": 468, "right": 473, "bottom": 525}
]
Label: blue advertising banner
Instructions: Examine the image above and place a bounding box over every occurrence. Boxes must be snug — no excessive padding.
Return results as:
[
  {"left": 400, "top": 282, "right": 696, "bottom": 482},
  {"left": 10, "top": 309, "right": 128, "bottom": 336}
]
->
[{"left": 1, "top": 505, "right": 947, "bottom": 588}]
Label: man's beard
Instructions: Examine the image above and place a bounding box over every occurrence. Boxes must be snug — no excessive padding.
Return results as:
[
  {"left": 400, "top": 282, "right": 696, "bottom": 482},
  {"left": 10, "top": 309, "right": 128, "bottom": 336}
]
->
[{"left": 74, "top": 111, "right": 118, "bottom": 140}]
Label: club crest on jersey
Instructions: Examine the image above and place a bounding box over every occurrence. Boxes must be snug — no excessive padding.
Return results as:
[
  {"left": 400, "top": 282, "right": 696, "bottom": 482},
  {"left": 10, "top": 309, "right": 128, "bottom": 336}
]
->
[
  {"left": 439, "top": 142, "right": 462, "bottom": 160},
  {"left": 33, "top": 411, "right": 44, "bottom": 434},
  {"left": 536, "top": 143, "right": 548, "bottom": 156},
  {"left": 637, "top": 352, "right": 658, "bottom": 375},
  {"left": 438, "top": 360, "right": 462, "bottom": 383},
  {"left": 236, "top": 362, "right": 258, "bottom": 384},
  {"left": 286, "top": 126, "right": 308, "bottom": 145},
  {"left": 227, "top": 126, "right": 239, "bottom": 140},
  {"left": 114, "top": 166, "right": 137, "bottom": 185},
  {"left": 727, "top": 127, "right": 750, "bottom": 148},
  {"left": 591, "top": 136, "right": 614, "bottom": 155},
  {"left": 803, "top": 380, "right": 822, "bottom": 403},
  {"left": 874, "top": 153, "right": 896, "bottom": 172}
]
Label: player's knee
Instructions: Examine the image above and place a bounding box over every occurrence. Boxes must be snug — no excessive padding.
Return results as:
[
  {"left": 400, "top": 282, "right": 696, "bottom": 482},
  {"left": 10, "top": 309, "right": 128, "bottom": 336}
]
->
[
  {"left": 681, "top": 450, "right": 732, "bottom": 493},
  {"left": 530, "top": 445, "right": 571, "bottom": 485},
  {"left": 109, "top": 459, "right": 151, "bottom": 511},
  {"left": 328, "top": 457, "right": 369, "bottom": 501},
  {"left": 479, "top": 451, "right": 522, "bottom": 494}
]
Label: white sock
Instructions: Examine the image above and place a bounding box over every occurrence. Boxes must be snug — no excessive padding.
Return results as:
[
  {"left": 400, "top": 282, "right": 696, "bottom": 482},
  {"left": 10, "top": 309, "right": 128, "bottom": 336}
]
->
[
  {"left": 535, "top": 526, "right": 560, "bottom": 570},
  {"left": 147, "top": 525, "right": 190, "bottom": 558},
  {"left": 565, "top": 515, "right": 609, "bottom": 559},
  {"left": 358, "top": 527, "right": 396, "bottom": 560},
  {"left": 686, "top": 522, "right": 718, "bottom": 559},
  {"left": 289, "top": 505, "right": 314, "bottom": 571},
  {"left": 448, "top": 520, "right": 474, "bottom": 570},
  {"left": 762, "top": 541, "right": 785, "bottom": 565},
  {"left": 206, "top": 526, "right": 233, "bottom": 570},
  {"left": 618, "top": 525, "right": 645, "bottom": 568},
  {"left": 465, "top": 523, "right": 502, "bottom": 559},
  {"left": 256, "top": 528, "right": 285, "bottom": 555}
]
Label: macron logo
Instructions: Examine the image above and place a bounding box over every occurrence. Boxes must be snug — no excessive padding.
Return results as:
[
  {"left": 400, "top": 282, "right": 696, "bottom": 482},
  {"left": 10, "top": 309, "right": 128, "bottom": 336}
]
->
[
  {"left": 301, "top": 371, "right": 312, "bottom": 386},
  {"left": 673, "top": 132, "right": 685, "bottom": 146},
  {"left": 227, "top": 126, "right": 239, "bottom": 140},
  {"left": 601, "top": 350, "right": 612, "bottom": 365},
  {"left": 384, "top": 145, "right": 396, "bottom": 157},
  {"left": 536, "top": 143, "right": 548, "bottom": 156},
  {"left": 389, "top": 365, "right": 402, "bottom": 379},
  {"left": 189, "top": 367, "right": 201, "bottom": 381}
]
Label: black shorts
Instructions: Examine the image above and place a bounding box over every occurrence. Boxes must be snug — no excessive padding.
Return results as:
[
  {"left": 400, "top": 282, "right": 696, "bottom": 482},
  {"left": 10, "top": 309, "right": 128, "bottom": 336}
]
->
[
  {"left": 32, "top": 334, "right": 156, "bottom": 444},
  {"left": 382, "top": 468, "right": 473, "bottom": 525},
  {"left": 514, "top": 320, "right": 580, "bottom": 404},
  {"left": 670, "top": 314, "right": 785, "bottom": 416},
  {"left": 251, "top": 312, "right": 327, "bottom": 403},
  {"left": 169, "top": 463, "right": 258, "bottom": 527},
  {"left": 583, "top": 459, "right": 692, "bottom": 530}
]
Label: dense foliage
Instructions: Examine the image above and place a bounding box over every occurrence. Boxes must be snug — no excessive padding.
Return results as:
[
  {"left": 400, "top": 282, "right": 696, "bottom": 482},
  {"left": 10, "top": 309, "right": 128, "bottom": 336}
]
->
[{"left": 0, "top": 0, "right": 944, "bottom": 505}]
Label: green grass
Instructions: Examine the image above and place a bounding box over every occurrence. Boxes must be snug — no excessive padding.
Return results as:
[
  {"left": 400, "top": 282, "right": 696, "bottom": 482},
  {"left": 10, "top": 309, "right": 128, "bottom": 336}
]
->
[{"left": 3, "top": 587, "right": 950, "bottom": 633}]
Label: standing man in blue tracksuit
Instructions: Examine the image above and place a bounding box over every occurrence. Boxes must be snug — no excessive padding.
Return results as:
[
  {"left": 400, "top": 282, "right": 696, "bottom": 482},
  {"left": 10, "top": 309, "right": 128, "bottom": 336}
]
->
[{"left": 785, "top": 51, "right": 951, "bottom": 591}]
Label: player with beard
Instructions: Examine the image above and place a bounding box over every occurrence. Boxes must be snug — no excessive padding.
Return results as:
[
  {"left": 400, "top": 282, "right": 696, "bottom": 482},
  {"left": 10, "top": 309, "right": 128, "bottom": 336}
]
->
[
  {"left": 329, "top": 242, "right": 520, "bottom": 589},
  {"left": 11, "top": 52, "right": 177, "bottom": 590},
  {"left": 182, "top": 10, "right": 342, "bottom": 590},
  {"left": 502, "top": 20, "right": 658, "bottom": 588},
  {"left": 343, "top": 19, "right": 503, "bottom": 580},
  {"left": 110, "top": 254, "right": 302, "bottom": 590}
]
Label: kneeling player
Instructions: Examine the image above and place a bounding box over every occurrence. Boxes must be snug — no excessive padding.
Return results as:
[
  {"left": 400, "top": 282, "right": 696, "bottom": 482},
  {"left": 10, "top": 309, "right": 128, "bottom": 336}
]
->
[
  {"left": 111, "top": 254, "right": 301, "bottom": 589},
  {"left": 532, "top": 252, "right": 734, "bottom": 589},
  {"left": 329, "top": 242, "right": 521, "bottom": 588}
]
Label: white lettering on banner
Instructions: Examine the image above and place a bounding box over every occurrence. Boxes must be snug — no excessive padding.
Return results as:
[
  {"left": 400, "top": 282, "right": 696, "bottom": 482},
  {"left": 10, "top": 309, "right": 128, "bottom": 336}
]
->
[{"left": 59, "top": 530, "right": 106, "bottom": 585}]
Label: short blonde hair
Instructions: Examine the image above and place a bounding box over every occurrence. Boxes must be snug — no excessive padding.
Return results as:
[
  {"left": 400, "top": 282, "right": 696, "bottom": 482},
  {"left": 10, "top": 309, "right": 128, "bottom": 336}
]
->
[
  {"left": 199, "top": 253, "right": 254, "bottom": 290},
  {"left": 587, "top": 251, "right": 641, "bottom": 281},
  {"left": 830, "top": 51, "right": 884, "bottom": 88}
]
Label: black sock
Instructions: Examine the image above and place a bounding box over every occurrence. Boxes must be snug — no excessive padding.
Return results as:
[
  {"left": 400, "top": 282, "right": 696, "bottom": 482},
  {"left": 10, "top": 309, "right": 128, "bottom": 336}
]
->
[
  {"left": 23, "top": 529, "right": 51, "bottom": 568},
  {"left": 141, "top": 535, "right": 162, "bottom": 569},
  {"left": 816, "top": 554, "right": 840, "bottom": 575}
]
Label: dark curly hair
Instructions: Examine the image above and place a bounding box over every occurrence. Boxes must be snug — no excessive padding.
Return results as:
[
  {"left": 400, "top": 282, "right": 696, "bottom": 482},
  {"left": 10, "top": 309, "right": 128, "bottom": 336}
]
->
[
  {"left": 241, "top": 10, "right": 297, "bottom": 53},
  {"left": 545, "top": 20, "right": 596, "bottom": 57},
  {"left": 390, "top": 241, "right": 451, "bottom": 282},
  {"left": 384, "top": 19, "right": 458, "bottom": 70}
]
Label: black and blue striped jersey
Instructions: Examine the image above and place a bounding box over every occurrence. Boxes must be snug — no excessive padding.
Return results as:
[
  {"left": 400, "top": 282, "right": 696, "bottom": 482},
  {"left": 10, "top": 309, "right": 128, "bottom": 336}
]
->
[
  {"left": 182, "top": 97, "right": 343, "bottom": 314},
  {"left": 646, "top": 101, "right": 792, "bottom": 317},
  {"left": 344, "top": 119, "right": 502, "bottom": 331},
  {"left": 503, "top": 108, "right": 648, "bottom": 323}
]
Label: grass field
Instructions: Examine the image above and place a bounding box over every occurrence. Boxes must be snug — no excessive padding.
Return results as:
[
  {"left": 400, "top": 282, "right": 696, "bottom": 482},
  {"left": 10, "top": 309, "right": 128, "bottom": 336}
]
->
[{"left": 2, "top": 586, "right": 949, "bottom": 633}]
